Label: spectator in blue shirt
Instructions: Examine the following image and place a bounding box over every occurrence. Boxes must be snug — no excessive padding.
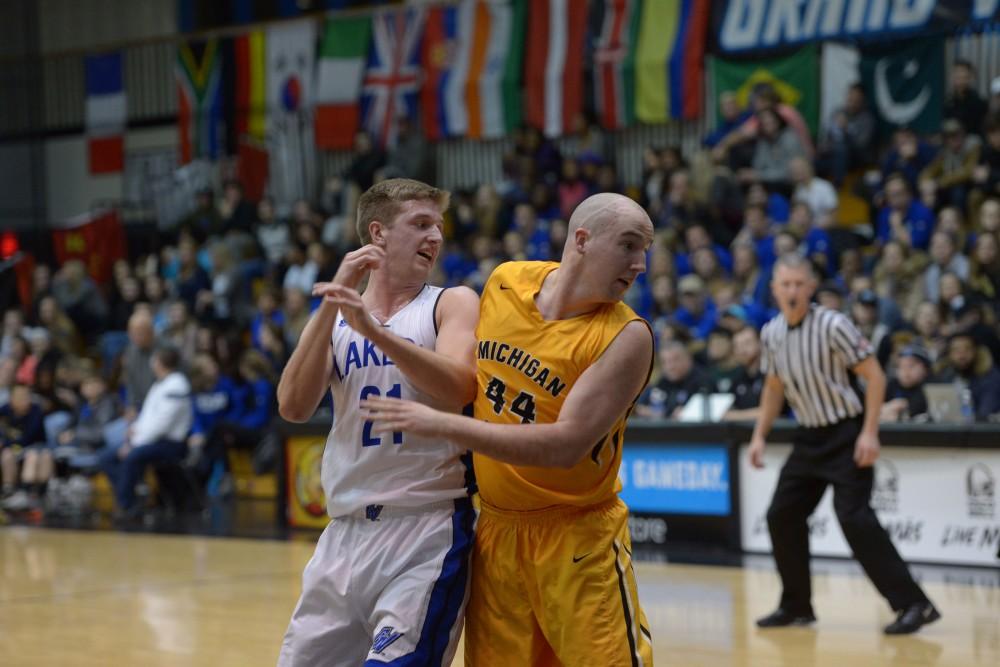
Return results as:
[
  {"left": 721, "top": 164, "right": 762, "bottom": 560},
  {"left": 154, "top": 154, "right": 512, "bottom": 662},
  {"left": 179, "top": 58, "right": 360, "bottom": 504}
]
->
[
  {"left": 186, "top": 353, "right": 240, "bottom": 478},
  {"left": 672, "top": 275, "right": 719, "bottom": 340},
  {"left": 675, "top": 223, "right": 733, "bottom": 276},
  {"left": 203, "top": 349, "right": 279, "bottom": 484},
  {"left": 788, "top": 202, "right": 837, "bottom": 274},
  {"left": 734, "top": 204, "right": 778, "bottom": 271},
  {"left": 509, "top": 203, "right": 551, "bottom": 261},
  {"left": 731, "top": 243, "right": 772, "bottom": 322},
  {"left": 880, "top": 127, "right": 938, "bottom": 193},
  {"left": 704, "top": 91, "right": 752, "bottom": 148},
  {"left": 877, "top": 173, "right": 936, "bottom": 251},
  {"left": 250, "top": 287, "right": 285, "bottom": 351}
]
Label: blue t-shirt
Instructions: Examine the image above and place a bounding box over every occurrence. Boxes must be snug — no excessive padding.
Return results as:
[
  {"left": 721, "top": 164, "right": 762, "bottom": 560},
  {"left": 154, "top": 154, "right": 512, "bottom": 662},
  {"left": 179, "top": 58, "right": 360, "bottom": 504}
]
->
[
  {"left": 0, "top": 403, "right": 45, "bottom": 447},
  {"left": 673, "top": 300, "right": 719, "bottom": 340},
  {"left": 191, "top": 376, "right": 240, "bottom": 436},
  {"left": 876, "top": 201, "right": 935, "bottom": 250}
]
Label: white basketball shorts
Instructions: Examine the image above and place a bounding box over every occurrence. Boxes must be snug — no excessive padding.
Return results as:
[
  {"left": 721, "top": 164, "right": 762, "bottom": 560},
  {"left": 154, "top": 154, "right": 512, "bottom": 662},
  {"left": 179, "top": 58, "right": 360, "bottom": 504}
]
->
[{"left": 278, "top": 497, "right": 476, "bottom": 666}]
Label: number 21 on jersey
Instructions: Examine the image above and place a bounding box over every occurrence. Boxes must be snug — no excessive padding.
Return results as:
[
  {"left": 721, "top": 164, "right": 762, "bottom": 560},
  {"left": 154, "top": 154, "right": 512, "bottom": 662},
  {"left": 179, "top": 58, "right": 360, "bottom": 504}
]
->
[{"left": 360, "top": 384, "right": 403, "bottom": 446}]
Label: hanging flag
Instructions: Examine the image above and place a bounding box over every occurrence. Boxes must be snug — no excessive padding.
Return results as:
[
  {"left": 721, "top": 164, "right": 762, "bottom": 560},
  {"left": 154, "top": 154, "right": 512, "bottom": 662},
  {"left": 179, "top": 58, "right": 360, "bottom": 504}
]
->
[
  {"left": 267, "top": 21, "right": 316, "bottom": 115},
  {"left": 524, "top": 0, "right": 588, "bottom": 138},
  {"left": 592, "top": 0, "right": 641, "bottom": 130},
  {"left": 84, "top": 52, "right": 126, "bottom": 174},
  {"left": 820, "top": 42, "right": 860, "bottom": 138},
  {"left": 314, "top": 15, "right": 372, "bottom": 150},
  {"left": 499, "top": 0, "right": 527, "bottom": 138},
  {"left": 421, "top": 0, "right": 525, "bottom": 141},
  {"left": 634, "top": 0, "right": 709, "bottom": 124},
  {"left": 223, "top": 30, "right": 267, "bottom": 152},
  {"left": 220, "top": 31, "right": 268, "bottom": 198},
  {"left": 860, "top": 38, "right": 944, "bottom": 137},
  {"left": 177, "top": 39, "right": 224, "bottom": 164},
  {"left": 267, "top": 20, "right": 318, "bottom": 206},
  {"left": 361, "top": 7, "right": 427, "bottom": 148},
  {"left": 710, "top": 44, "right": 819, "bottom": 136},
  {"left": 51, "top": 209, "right": 127, "bottom": 284},
  {"left": 421, "top": 3, "right": 461, "bottom": 140}
]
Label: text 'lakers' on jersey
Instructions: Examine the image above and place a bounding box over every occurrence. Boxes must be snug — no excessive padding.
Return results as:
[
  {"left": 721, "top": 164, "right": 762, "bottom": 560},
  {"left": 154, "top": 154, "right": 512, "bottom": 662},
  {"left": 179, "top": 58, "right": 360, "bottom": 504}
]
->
[{"left": 473, "top": 261, "right": 649, "bottom": 511}]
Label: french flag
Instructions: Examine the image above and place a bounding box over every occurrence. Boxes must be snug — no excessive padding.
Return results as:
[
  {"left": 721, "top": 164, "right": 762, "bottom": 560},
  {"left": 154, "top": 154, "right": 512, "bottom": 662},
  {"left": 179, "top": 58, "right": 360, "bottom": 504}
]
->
[{"left": 85, "top": 52, "right": 126, "bottom": 174}]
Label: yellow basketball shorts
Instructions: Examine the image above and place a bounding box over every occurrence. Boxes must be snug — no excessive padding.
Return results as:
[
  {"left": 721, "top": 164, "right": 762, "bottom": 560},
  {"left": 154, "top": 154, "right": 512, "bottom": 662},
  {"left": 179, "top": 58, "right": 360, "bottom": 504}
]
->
[{"left": 464, "top": 497, "right": 653, "bottom": 666}]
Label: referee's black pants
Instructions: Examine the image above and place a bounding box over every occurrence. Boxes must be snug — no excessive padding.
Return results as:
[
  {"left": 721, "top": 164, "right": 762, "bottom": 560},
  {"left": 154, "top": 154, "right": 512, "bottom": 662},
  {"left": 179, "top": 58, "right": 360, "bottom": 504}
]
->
[{"left": 766, "top": 416, "right": 929, "bottom": 615}]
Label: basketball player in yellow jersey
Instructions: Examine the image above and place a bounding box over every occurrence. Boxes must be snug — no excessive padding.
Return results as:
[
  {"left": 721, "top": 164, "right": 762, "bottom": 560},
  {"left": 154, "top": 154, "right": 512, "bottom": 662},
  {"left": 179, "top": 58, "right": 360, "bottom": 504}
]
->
[{"left": 364, "top": 192, "right": 655, "bottom": 666}]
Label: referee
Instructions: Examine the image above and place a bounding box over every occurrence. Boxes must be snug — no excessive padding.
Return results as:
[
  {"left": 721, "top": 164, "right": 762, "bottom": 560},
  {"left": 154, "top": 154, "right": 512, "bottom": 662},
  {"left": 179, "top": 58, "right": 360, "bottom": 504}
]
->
[{"left": 749, "top": 254, "right": 940, "bottom": 635}]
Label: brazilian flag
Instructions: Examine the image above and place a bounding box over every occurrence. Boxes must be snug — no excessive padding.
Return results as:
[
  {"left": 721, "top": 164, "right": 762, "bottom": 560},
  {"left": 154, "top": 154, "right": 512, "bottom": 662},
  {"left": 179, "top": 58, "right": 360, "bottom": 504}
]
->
[{"left": 709, "top": 44, "right": 819, "bottom": 136}]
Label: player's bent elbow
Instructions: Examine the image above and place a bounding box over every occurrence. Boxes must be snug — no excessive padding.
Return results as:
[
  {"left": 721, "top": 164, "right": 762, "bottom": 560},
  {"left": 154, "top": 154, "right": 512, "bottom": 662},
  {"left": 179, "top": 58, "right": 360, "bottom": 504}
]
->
[
  {"left": 555, "top": 443, "right": 589, "bottom": 469},
  {"left": 278, "top": 401, "right": 312, "bottom": 423}
]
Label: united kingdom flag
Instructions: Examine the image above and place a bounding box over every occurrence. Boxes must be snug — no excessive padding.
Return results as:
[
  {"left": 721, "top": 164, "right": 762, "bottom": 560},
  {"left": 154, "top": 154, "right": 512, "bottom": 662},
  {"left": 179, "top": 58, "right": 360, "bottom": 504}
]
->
[{"left": 361, "top": 7, "right": 426, "bottom": 149}]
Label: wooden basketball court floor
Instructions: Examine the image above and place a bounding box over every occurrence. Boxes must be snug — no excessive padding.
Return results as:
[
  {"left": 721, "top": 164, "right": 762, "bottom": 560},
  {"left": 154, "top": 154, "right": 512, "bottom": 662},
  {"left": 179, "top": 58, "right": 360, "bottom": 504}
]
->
[{"left": 2, "top": 527, "right": 997, "bottom": 666}]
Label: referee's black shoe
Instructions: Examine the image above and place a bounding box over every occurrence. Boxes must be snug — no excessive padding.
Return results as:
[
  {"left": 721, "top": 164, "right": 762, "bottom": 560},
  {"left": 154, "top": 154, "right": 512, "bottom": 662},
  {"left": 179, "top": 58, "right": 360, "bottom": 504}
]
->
[
  {"left": 883, "top": 601, "right": 941, "bottom": 635},
  {"left": 756, "top": 608, "right": 816, "bottom": 628}
]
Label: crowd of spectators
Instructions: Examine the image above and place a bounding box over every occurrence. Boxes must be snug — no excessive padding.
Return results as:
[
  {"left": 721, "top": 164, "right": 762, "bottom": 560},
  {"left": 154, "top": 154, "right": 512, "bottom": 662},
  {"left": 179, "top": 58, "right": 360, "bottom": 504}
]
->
[{"left": 3, "top": 60, "right": 1000, "bottom": 519}]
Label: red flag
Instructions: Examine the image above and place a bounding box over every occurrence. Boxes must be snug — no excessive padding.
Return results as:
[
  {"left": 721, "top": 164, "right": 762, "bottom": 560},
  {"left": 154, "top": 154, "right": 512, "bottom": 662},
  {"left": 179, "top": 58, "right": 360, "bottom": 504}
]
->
[
  {"left": 13, "top": 253, "right": 34, "bottom": 312},
  {"left": 238, "top": 140, "right": 270, "bottom": 203},
  {"left": 51, "top": 209, "right": 127, "bottom": 284},
  {"left": 524, "top": 0, "right": 587, "bottom": 138}
]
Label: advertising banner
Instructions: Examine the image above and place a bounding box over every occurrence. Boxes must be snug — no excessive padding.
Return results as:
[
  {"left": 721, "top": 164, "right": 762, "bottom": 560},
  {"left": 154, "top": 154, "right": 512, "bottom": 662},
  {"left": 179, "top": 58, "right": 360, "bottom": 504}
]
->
[
  {"left": 712, "top": 0, "right": 1000, "bottom": 55},
  {"left": 619, "top": 444, "right": 731, "bottom": 516},
  {"left": 285, "top": 435, "right": 329, "bottom": 529},
  {"left": 740, "top": 445, "right": 1000, "bottom": 567}
]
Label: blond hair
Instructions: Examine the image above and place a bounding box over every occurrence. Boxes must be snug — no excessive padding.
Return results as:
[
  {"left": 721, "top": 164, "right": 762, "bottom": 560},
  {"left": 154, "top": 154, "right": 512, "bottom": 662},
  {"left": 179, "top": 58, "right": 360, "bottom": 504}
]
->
[{"left": 356, "top": 178, "right": 450, "bottom": 244}]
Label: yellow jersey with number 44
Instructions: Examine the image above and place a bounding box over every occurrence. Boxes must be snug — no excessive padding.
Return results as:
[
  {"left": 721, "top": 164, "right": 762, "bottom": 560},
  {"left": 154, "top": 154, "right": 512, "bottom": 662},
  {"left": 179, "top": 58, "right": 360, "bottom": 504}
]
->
[{"left": 472, "top": 261, "right": 651, "bottom": 511}]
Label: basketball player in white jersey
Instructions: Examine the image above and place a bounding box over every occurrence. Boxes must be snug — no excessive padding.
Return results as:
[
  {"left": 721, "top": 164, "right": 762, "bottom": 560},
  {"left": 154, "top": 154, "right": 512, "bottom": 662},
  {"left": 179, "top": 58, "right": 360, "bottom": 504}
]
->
[{"left": 276, "top": 179, "right": 479, "bottom": 666}]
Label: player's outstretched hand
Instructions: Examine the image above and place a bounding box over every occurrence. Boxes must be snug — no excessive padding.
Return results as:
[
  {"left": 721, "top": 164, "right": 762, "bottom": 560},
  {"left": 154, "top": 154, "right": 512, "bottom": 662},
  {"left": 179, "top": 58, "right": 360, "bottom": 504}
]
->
[
  {"left": 361, "top": 397, "right": 445, "bottom": 438},
  {"left": 313, "top": 283, "right": 378, "bottom": 338},
  {"left": 330, "top": 244, "right": 385, "bottom": 289}
]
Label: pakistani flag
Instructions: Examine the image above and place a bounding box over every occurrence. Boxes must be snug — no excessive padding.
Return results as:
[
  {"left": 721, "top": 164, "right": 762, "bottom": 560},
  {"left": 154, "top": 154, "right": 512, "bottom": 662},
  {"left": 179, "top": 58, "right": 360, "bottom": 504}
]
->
[
  {"left": 860, "top": 38, "right": 944, "bottom": 137},
  {"left": 710, "top": 44, "right": 819, "bottom": 136}
]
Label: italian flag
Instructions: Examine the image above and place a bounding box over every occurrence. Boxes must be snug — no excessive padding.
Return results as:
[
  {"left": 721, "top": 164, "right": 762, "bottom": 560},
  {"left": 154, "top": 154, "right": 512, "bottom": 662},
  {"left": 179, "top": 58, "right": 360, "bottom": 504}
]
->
[{"left": 314, "top": 16, "right": 372, "bottom": 150}]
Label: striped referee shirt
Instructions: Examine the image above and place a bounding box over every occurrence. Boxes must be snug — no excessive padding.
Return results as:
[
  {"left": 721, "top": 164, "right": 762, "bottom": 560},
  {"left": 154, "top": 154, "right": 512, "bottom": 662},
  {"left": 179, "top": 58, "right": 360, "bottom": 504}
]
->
[{"left": 760, "top": 304, "right": 872, "bottom": 428}]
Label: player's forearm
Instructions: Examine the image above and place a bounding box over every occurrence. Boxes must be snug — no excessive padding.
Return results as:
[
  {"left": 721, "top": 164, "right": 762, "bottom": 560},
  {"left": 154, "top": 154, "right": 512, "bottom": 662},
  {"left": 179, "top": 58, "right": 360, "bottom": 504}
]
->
[
  {"left": 434, "top": 413, "right": 581, "bottom": 468},
  {"left": 368, "top": 328, "right": 475, "bottom": 408},
  {"left": 751, "top": 382, "right": 784, "bottom": 441},
  {"left": 723, "top": 407, "right": 761, "bottom": 422},
  {"left": 277, "top": 305, "right": 336, "bottom": 422}
]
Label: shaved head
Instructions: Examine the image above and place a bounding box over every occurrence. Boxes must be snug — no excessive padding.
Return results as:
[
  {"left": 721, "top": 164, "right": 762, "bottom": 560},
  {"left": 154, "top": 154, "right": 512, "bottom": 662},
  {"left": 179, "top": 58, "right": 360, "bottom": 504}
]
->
[
  {"left": 566, "top": 192, "right": 651, "bottom": 243},
  {"left": 550, "top": 191, "right": 654, "bottom": 306}
]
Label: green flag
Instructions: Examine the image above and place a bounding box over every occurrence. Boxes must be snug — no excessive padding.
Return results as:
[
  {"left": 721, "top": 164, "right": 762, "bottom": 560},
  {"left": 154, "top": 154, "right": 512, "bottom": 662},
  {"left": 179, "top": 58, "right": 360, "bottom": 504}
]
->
[
  {"left": 860, "top": 38, "right": 944, "bottom": 137},
  {"left": 710, "top": 44, "right": 819, "bottom": 136}
]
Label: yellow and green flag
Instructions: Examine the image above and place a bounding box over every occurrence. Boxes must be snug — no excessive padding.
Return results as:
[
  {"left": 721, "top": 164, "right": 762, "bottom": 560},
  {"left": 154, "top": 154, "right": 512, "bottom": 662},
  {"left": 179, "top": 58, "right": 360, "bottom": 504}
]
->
[{"left": 709, "top": 44, "right": 819, "bottom": 136}]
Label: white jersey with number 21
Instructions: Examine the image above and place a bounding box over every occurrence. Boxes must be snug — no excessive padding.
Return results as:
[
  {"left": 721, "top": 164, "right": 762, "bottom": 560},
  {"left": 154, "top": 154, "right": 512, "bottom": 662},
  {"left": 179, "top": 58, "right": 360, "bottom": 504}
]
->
[{"left": 322, "top": 284, "right": 469, "bottom": 517}]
